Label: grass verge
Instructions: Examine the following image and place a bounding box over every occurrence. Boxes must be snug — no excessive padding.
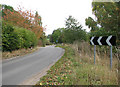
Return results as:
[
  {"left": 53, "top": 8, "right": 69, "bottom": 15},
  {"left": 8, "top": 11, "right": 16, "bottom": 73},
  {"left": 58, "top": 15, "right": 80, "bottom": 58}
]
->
[
  {"left": 2, "top": 46, "right": 40, "bottom": 60},
  {"left": 36, "top": 44, "right": 118, "bottom": 85}
]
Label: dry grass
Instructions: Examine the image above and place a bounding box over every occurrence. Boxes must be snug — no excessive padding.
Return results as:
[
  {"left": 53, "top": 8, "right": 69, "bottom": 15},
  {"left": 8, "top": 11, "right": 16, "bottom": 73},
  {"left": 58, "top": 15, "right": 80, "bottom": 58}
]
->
[
  {"left": 70, "top": 41, "right": 119, "bottom": 85},
  {"left": 2, "top": 46, "right": 40, "bottom": 60},
  {"left": 37, "top": 43, "right": 119, "bottom": 85}
]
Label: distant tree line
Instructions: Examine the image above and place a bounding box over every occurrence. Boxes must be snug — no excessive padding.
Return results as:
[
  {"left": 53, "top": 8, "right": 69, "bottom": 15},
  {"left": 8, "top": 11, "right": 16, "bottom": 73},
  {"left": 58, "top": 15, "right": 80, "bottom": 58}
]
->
[
  {"left": 50, "top": 1, "right": 120, "bottom": 46},
  {"left": 50, "top": 16, "right": 87, "bottom": 44}
]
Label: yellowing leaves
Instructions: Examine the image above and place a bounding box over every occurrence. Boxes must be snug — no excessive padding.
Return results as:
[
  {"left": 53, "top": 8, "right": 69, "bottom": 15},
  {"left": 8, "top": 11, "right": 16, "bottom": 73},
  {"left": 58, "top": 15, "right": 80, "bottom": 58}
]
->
[{"left": 3, "top": 5, "right": 44, "bottom": 39}]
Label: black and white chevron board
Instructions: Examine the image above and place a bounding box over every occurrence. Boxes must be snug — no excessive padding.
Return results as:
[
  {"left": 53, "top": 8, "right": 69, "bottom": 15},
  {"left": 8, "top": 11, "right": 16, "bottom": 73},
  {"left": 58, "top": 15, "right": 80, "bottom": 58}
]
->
[
  {"left": 90, "top": 35, "right": 116, "bottom": 46},
  {"left": 90, "top": 35, "right": 116, "bottom": 69}
]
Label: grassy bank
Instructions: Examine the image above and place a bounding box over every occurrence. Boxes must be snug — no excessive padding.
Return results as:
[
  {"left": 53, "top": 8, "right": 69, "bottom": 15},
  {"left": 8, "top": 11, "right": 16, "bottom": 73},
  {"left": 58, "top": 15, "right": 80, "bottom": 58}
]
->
[{"left": 36, "top": 43, "right": 118, "bottom": 85}]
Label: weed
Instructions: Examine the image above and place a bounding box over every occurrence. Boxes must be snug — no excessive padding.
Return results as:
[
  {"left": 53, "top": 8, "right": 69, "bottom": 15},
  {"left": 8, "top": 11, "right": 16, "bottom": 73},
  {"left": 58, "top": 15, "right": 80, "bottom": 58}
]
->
[{"left": 36, "top": 43, "right": 118, "bottom": 85}]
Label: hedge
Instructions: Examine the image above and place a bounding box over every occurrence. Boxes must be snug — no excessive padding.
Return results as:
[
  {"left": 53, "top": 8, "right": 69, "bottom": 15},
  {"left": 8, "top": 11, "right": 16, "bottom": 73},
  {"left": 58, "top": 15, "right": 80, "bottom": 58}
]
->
[{"left": 2, "top": 23, "right": 38, "bottom": 52}]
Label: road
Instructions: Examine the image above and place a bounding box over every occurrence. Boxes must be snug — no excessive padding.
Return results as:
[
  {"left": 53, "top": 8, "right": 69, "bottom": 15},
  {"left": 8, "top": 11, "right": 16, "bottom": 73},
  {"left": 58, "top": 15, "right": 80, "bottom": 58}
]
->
[{"left": 2, "top": 46, "right": 64, "bottom": 85}]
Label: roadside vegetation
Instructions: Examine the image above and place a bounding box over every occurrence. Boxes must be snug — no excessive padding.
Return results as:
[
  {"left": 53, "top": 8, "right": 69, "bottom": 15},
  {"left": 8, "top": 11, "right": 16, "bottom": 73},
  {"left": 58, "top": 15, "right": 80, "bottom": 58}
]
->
[
  {"left": 37, "top": 1, "right": 119, "bottom": 85},
  {"left": 2, "top": 46, "right": 40, "bottom": 59},
  {"left": 2, "top": 22, "right": 38, "bottom": 52},
  {"left": 0, "top": 1, "right": 119, "bottom": 85},
  {"left": 1, "top": 4, "right": 49, "bottom": 59},
  {"left": 50, "top": 2, "right": 119, "bottom": 45},
  {"left": 36, "top": 43, "right": 118, "bottom": 85}
]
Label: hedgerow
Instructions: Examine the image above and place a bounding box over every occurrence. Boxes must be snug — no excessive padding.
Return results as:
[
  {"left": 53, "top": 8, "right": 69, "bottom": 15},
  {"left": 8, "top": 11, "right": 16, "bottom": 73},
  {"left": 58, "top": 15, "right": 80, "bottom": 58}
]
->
[{"left": 2, "top": 22, "right": 38, "bottom": 52}]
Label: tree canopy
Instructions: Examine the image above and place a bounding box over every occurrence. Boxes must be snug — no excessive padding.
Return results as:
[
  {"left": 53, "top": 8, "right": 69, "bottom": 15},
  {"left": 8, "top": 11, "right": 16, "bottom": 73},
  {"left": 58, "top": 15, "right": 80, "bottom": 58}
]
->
[
  {"left": 50, "top": 16, "right": 87, "bottom": 44},
  {"left": 2, "top": 5, "right": 44, "bottom": 39},
  {"left": 85, "top": 1, "right": 120, "bottom": 45}
]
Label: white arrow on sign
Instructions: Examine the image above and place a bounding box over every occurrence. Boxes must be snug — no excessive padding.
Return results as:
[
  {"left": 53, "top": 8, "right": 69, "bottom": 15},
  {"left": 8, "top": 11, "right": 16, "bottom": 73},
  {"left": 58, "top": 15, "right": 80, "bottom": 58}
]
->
[
  {"left": 106, "top": 35, "right": 112, "bottom": 46},
  {"left": 97, "top": 36, "right": 102, "bottom": 45},
  {"left": 90, "top": 37, "right": 95, "bottom": 45}
]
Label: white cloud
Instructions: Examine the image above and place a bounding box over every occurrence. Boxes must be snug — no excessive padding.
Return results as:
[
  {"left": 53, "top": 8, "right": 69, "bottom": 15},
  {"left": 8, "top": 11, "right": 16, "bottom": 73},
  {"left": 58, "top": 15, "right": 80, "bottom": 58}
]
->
[{"left": 0, "top": 0, "right": 95, "bottom": 35}]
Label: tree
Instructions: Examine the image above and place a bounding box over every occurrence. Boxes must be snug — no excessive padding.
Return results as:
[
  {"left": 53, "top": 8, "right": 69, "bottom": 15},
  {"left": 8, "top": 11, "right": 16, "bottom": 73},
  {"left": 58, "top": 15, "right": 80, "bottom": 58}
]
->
[
  {"left": 2, "top": 22, "right": 38, "bottom": 51},
  {"left": 2, "top": 5, "right": 44, "bottom": 39},
  {"left": 65, "top": 16, "right": 82, "bottom": 30},
  {"left": 92, "top": 2, "right": 118, "bottom": 32},
  {"left": 35, "top": 11, "right": 42, "bottom": 26},
  {"left": 51, "top": 28, "right": 64, "bottom": 43},
  {"left": 2, "top": 5, "right": 14, "bottom": 17},
  {"left": 39, "top": 32, "right": 47, "bottom": 46},
  {"left": 64, "top": 16, "right": 87, "bottom": 43},
  {"left": 85, "top": 1, "right": 120, "bottom": 45},
  {"left": 85, "top": 17, "right": 98, "bottom": 31}
]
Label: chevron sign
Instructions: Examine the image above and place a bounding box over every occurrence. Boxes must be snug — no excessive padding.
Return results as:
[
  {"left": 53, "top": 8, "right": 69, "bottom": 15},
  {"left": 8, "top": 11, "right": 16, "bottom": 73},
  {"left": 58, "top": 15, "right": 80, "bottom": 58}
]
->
[{"left": 90, "top": 35, "right": 116, "bottom": 46}]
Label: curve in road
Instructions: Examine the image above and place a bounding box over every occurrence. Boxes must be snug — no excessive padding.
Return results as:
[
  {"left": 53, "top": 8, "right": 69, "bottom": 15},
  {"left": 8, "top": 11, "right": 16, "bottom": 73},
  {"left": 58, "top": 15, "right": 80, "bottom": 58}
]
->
[{"left": 2, "top": 45, "right": 64, "bottom": 85}]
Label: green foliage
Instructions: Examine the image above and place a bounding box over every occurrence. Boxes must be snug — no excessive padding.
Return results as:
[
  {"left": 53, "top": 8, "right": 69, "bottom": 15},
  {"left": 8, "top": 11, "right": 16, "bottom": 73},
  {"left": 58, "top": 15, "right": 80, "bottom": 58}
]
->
[
  {"left": 2, "top": 23, "right": 19, "bottom": 51},
  {"left": 85, "top": 17, "right": 98, "bottom": 31},
  {"left": 39, "top": 32, "right": 47, "bottom": 46},
  {"left": 14, "top": 27, "right": 38, "bottom": 49},
  {"left": 88, "top": 28, "right": 116, "bottom": 37},
  {"left": 2, "top": 22, "right": 38, "bottom": 52},
  {"left": 35, "top": 11, "right": 42, "bottom": 26},
  {"left": 85, "top": 2, "right": 120, "bottom": 45},
  {"left": 2, "top": 4, "right": 14, "bottom": 17},
  {"left": 51, "top": 28, "right": 64, "bottom": 43},
  {"left": 63, "top": 29, "right": 87, "bottom": 43},
  {"left": 50, "top": 16, "right": 87, "bottom": 44},
  {"left": 92, "top": 2, "right": 118, "bottom": 32},
  {"left": 64, "top": 16, "right": 87, "bottom": 43},
  {"left": 37, "top": 44, "right": 118, "bottom": 85}
]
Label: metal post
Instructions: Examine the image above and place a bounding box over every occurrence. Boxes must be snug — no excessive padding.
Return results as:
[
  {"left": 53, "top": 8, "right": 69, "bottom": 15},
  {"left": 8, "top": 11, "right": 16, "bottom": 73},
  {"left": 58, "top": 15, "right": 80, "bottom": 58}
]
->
[
  {"left": 94, "top": 45, "right": 96, "bottom": 64},
  {"left": 110, "top": 46, "right": 112, "bottom": 69}
]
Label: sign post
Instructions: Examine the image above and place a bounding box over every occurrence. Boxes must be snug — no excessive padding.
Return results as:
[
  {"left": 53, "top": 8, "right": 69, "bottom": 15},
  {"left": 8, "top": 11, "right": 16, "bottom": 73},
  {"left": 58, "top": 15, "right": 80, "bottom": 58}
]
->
[
  {"left": 90, "top": 35, "right": 116, "bottom": 69},
  {"left": 110, "top": 46, "right": 112, "bottom": 69},
  {"left": 94, "top": 45, "right": 96, "bottom": 64}
]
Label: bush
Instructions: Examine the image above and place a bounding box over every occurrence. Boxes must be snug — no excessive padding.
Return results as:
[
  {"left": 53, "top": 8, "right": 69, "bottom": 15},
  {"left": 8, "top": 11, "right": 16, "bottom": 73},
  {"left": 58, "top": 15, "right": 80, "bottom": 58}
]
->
[
  {"left": 2, "top": 23, "right": 20, "bottom": 51},
  {"left": 63, "top": 29, "right": 87, "bottom": 44},
  {"left": 2, "top": 23, "right": 38, "bottom": 52},
  {"left": 14, "top": 27, "right": 38, "bottom": 49}
]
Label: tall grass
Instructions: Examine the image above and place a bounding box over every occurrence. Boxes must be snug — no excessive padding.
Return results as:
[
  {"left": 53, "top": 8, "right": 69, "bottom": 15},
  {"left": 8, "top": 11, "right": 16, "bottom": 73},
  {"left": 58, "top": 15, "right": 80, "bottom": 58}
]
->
[
  {"left": 72, "top": 41, "right": 119, "bottom": 69},
  {"left": 71, "top": 41, "right": 119, "bottom": 85}
]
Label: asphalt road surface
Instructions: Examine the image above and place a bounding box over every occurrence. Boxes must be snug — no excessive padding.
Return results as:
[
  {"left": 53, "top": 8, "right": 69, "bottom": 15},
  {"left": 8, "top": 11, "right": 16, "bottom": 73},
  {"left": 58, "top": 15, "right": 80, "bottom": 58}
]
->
[{"left": 2, "top": 46, "right": 64, "bottom": 85}]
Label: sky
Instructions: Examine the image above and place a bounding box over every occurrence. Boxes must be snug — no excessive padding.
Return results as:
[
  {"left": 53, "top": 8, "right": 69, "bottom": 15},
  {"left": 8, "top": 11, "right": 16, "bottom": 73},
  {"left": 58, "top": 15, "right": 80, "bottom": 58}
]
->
[{"left": 0, "top": 0, "right": 95, "bottom": 35}]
